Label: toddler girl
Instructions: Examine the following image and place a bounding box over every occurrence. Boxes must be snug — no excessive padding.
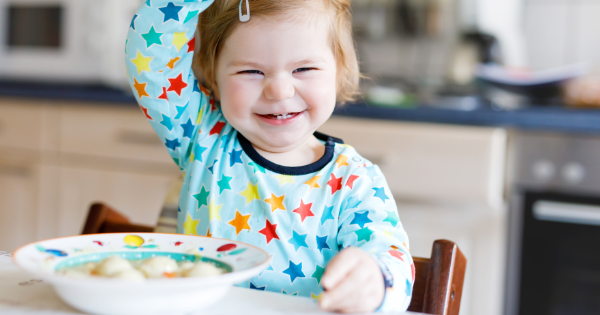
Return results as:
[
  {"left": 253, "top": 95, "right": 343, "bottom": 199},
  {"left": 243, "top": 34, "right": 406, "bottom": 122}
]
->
[{"left": 126, "top": 0, "right": 414, "bottom": 312}]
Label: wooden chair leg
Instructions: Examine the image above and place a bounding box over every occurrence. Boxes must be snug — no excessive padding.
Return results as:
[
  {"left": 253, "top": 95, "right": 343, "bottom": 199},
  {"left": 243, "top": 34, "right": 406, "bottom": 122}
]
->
[{"left": 423, "top": 240, "right": 467, "bottom": 315}]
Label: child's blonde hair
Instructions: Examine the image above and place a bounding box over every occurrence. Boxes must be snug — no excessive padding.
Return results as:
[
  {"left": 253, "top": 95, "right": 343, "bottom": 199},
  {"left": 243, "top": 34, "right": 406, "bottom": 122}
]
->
[{"left": 192, "top": 0, "right": 360, "bottom": 104}]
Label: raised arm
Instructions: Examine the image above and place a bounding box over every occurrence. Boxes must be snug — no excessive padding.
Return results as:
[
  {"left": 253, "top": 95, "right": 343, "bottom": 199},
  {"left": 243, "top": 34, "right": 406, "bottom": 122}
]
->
[{"left": 125, "top": 0, "right": 214, "bottom": 167}]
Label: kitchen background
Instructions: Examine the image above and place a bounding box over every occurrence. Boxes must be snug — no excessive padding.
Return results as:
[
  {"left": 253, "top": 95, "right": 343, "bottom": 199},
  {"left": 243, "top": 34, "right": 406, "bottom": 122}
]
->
[{"left": 1, "top": 0, "right": 600, "bottom": 315}]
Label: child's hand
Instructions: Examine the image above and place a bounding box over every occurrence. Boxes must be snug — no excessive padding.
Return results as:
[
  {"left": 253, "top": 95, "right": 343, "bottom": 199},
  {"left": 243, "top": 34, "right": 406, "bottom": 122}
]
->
[{"left": 319, "top": 247, "right": 384, "bottom": 313}]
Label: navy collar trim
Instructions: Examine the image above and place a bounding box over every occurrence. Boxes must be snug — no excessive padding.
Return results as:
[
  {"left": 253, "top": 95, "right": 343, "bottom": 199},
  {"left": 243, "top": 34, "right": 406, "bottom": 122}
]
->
[{"left": 237, "top": 131, "right": 344, "bottom": 176}]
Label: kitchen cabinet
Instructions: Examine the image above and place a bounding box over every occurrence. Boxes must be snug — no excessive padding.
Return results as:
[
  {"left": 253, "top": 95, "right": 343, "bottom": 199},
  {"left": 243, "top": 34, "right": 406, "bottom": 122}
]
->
[
  {"left": 319, "top": 117, "right": 508, "bottom": 315},
  {"left": 0, "top": 98, "right": 180, "bottom": 252},
  {"left": 56, "top": 166, "right": 176, "bottom": 237}
]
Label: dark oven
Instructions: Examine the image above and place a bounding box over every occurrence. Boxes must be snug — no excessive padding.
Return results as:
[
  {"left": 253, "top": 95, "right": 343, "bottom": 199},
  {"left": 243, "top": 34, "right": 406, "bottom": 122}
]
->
[{"left": 506, "top": 131, "right": 600, "bottom": 315}]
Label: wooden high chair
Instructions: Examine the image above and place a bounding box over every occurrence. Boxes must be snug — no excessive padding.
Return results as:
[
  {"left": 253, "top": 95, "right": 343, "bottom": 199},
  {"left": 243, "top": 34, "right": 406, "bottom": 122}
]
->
[{"left": 81, "top": 202, "right": 466, "bottom": 315}]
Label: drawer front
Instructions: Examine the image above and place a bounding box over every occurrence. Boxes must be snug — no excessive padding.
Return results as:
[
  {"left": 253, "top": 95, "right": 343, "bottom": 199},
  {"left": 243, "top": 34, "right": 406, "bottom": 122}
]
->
[
  {"left": 0, "top": 99, "right": 45, "bottom": 150},
  {"left": 319, "top": 117, "right": 506, "bottom": 208},
  {"left": 60, "top": 104, "right": 174, "bottom": 165}
]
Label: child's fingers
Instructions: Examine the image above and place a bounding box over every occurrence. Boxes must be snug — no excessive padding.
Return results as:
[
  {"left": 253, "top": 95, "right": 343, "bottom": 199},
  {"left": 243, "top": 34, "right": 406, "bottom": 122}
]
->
[
  {"left": 320, "top": 267, "right": 369, "bottom": 312},
  {"left": 320, "top": 248, "right": 360, "bottom": 290}
]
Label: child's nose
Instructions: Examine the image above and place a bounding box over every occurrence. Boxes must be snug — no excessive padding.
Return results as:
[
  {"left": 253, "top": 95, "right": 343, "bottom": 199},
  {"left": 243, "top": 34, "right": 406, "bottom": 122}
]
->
[{"left": 263, "top": 77, "right": 295, "bottom": 101}]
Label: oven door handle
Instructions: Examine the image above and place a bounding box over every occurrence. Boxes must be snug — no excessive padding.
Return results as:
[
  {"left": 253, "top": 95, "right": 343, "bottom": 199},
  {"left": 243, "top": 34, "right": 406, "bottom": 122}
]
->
[{"left": 533, "top": 200, "right": 600, "bottom": 226}]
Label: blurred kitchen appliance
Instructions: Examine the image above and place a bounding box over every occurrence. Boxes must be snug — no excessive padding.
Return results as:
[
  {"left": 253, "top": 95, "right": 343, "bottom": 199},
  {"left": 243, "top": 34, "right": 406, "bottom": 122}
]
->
[
  {"left": 0, "top": 0, "right": 141, "bottom": 88},
  {"left": 506, "top": 131, "right": 600, "bottom": 315}
]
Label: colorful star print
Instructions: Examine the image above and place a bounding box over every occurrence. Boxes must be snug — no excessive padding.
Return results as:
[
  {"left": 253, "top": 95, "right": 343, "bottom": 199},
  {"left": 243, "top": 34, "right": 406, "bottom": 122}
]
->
[
  {"left": 335, "top": 155, "right": 349, "bottom": 168},
  {"left": 373, "top": 187, "right": 390, "bottom": 203},
  {"left": 355, "top": 227, "right": 374, "bottom": 242},
  {"left": 180, "top": 119, "right": 194, "bottom": 138},
  {"left": 187, "top": 37, "right": 196, "bottom": 53},
  {"left": 184, "top": 10, "right": 199, "bottom": 24},
  {"left": 193, "top": 144, "right": 207, "bottom": 162},
  {"left": 142, "top": 26, "right": 163, "bottom": 48},
  {"left": 126, "top": 1, "right": 413, "bottom": 309},
  {"left": 346, "top": 175, "right": 359, "bottom": 189},
  {"left": 264, "top": 193, "right": 286, "bottom": 212},
  {"left": 210, "top": 121, "right": 226, "bottom": 136},
  {"left": 248, "top": 162, "right": 266, "bottom": 174},
  {"left": 159, "top": 2, "right": 183, "bottom": 22},
  {"left": 320, "top": 205, "right": 335, "bottom": 224},
  {"left": 172, "top": 32, "right": 189, "bottom": 51},
  {"left": 131, "top": 51, "right": 152, "bottom": 74},
  {"left": 217, "top": 175, "right": 232, "bottom": 193},
  {"left": 259, "top": 219, "right": 279, "bottom": 244},
  {"left": 327, "top": 174, "right": 343, "bottom": 194},
  {"left": 304, "top": 175, "right": 321, "bottom": 191},
  {"left": 239, "top": 182, "right": 260, "bottom": 204},
  {"left": 283, "top": 261, "right": 305, "bottom": 283},
  {"left": 207, "top": 160, "right": 217, "bottom": 174},
  {"left": 166, "top": 57, "right": 180, "bottom": 69},
  {"left": 167, "top": 73, "right": 188, "bottom": 96},
  {"left": 312, "top": 265, "right": 325, "bottom": 284},
  {"left": 133, "top": 78, "right": 149, "bottom": 98},
  {"left": 383, "top": 210, "right": 399, "bottom": 227},
  {"left": 140, "top": 106, "right": 152, "bottom": 120},
  {"left": 229, "top": 149, "right": 243, "bottom": 167},
  {"left": 193, "top": 186, "right": 209, "bottom": 208},
  {"left": 316, "top": 235, "right": 330, "bottom": 252},
  {"left": 389, "top": 249, "right": 405, "bottom": 261},
  {"left": 229, "top": 211, "right": 251, "bottom": 234},
  {"left": 274, "top": 174, "right": 295, "bottom": 186},
  {"left": 158, "top": 87, "right": 168, "bottom": 100},
  {"left": 350, "top": 211, "right": 373, "bottom": 228},
  {"left": 160, "top": 114, "right": 173, "bottom": 130},
  {"left": 208, "top": 197, "right": 222, "bottom": 221},
  {"left": 250, "top": 282, "right": 266, "bottom": 291},
  {"left": 164, "top": 138, "right": 180, "bottom": 150},
  {"left": 130, "top": 14, "right": 138, "bottom": 30},
  {"left": 288, "top": 231, "right": 308, "bottom": 251},
  {"left": 182, "top": 213, "right": 199, "bottom": 235},
  {"left": 174, "top": 102, "right": 188, "bottom": 119},
  {"left": 293, "top": 200, "right": 314, "bottom": 222}
]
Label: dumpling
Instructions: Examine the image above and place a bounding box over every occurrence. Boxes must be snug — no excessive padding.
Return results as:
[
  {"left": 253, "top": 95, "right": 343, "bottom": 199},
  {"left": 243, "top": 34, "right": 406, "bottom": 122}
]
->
[
  {"left": 138, "top": 256, "right": 178, "bottom": 278},
  {"left": 94, "top": 256, "right": 135, "bottom": 277},
  {"left": 60, "top": 268, "right": 90, "bottom": 279},
  {"left": 182, "top": 261, "right": 223, "bottom": 277},
  {"left": 111, "top": 269, "right": 145, "bottom": 281}
]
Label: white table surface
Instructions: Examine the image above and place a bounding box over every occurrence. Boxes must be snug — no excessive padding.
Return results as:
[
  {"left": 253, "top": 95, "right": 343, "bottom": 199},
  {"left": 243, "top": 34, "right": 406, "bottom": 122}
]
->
[{"left": 0, "top": 251, "right": 418, "bottom": 315}]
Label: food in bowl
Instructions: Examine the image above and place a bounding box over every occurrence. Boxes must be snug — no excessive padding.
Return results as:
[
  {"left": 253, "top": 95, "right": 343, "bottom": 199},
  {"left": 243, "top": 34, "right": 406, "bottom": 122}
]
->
[
  {"left": 57, "top": 254, "right": 226, "bottom": 280},
  {"left": 13, "top": 233, "right": 270, "bottom": 315}
]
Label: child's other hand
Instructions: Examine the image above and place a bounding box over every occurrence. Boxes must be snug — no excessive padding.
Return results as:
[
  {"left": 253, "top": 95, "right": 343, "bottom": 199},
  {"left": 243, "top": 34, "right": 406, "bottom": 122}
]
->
[{"left": 319, "top": 247, "right": 384, "bottom": 313}]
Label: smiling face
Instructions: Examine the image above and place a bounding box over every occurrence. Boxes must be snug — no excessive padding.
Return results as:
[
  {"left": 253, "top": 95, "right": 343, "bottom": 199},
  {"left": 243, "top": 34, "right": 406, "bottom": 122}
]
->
[{"left": 215, "top": 16, "right": 338, "bottom": 153}]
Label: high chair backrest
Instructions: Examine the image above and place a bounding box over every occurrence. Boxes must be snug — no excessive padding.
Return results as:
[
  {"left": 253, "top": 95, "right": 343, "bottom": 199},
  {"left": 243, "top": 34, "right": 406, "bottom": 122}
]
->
[
  {"left": 81, "top": 203, "right": 154, "bottom": 234},
  {"left": 408, "top": 240, "right": 467, "bottom": 315}
]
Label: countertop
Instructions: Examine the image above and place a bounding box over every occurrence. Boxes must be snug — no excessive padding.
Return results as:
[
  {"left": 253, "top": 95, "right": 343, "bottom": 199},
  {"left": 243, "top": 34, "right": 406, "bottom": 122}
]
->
[{"left": 2, "top": 80, "right": 600, "bottom": 134}]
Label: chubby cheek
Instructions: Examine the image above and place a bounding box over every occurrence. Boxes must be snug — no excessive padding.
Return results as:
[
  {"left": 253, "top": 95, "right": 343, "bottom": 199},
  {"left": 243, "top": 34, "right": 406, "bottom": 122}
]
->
[
  {"left": 219, "top": 78, "right": 260, "bottom": 122},
  {"left": 300, "top": 74, "right": 337, "bottom": 122}
]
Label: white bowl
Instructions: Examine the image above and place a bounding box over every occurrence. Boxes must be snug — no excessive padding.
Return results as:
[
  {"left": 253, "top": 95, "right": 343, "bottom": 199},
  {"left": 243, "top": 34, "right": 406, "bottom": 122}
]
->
[{"left": 12, "top": 233, "right": 270, "bottom": 315}]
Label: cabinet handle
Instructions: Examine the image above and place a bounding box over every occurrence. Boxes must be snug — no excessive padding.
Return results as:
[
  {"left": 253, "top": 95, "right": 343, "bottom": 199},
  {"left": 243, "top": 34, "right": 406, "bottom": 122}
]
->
[
  {"left": 116, "top": 130, "right": 162, "bottom": 146},
  {"left": 0, "top": 165, "right": 31, "bottom": 177}
]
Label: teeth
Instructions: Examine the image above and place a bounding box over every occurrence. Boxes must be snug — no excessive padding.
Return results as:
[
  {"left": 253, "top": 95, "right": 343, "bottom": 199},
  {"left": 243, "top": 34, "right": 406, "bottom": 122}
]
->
[{"left": 275, "top": 113, "right": 292, "bottom": 120}]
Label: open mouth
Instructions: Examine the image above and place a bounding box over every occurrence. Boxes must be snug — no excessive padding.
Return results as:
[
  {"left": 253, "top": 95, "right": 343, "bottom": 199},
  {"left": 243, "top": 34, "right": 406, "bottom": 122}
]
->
[{"left": 259, "top": 111, "right": 303, "bottom": 120}]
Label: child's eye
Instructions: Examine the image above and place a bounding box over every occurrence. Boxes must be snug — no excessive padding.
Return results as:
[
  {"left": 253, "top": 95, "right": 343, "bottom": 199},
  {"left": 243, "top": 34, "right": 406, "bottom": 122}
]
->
[
  {"left": 240, "top": 70, "right": 263, "bottom": 75},
  {"left": 293, "top": 67, "right": 315, "bottom": 73}
]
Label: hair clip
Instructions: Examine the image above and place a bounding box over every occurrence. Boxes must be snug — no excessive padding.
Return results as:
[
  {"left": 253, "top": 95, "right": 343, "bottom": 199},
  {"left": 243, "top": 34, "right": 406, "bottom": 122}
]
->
[{"left": 239, "top": 0, "right": 250, "bottom": 22}]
